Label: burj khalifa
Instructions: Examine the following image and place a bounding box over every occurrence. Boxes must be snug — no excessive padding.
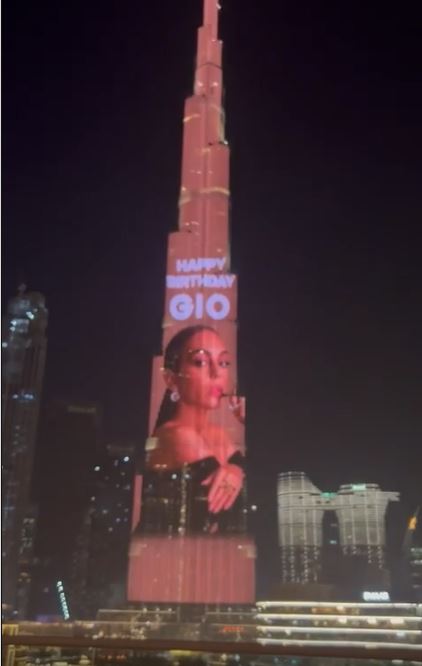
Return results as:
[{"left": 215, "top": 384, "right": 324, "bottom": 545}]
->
[{"left": 127, "top": 0, "right": 256, "bottom": 605}]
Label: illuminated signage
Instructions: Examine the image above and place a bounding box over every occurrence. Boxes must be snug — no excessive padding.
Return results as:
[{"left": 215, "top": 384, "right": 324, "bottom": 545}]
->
[
  {"left": 169, "top": 292, "right": 230, "bottom": 321},
  {"left": 127, "top": 2, "right": 255, "bottom": 605},
  {"left": 167, "top": 257, "right": 235, "bottom": 322},
  {"left": 362, "top": 591, "right": 390, "bottom": 602}
]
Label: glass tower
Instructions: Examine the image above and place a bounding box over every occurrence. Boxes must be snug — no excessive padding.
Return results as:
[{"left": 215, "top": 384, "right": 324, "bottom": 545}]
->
[{"left": 2, "top": 286, "right": 48, "bottom": 617}]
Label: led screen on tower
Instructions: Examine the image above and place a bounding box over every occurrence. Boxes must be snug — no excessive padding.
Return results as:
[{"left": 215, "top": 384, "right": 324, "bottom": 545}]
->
[{"left": 128, "top": 0, "right": 255, "bottom": 604}]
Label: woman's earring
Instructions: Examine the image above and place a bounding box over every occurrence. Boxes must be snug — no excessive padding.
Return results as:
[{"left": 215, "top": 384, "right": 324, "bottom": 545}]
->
[{"left": 170, "top": 389, "right": 180, "bottom": 403}]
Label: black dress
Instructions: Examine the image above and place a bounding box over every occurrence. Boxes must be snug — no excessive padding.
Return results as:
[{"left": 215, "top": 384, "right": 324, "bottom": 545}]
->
[{"left": 136, "top": 451, "right": 247, "bottom": 536}]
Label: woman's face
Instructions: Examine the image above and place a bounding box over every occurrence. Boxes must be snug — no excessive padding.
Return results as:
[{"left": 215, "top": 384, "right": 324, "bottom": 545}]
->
[{"left": 169, "top": 329, "right": 231, "bottom": 410}]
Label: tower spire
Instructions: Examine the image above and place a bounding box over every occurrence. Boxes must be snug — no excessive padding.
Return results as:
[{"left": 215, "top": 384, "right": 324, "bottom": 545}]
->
[
  {"left": 128, "top": 0, "right": 255, "bottom": 606},
  {"left": 203, "top": 0, "right": 220, "bottom": 39},
  {"left": 194, "top": 0, "right": 223, "bottom": 101}
]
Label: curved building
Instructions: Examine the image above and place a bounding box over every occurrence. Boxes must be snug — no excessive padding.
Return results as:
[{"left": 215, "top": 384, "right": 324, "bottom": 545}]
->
[{"left": 278, "top": 472, "right": 399, "bottom": 593}]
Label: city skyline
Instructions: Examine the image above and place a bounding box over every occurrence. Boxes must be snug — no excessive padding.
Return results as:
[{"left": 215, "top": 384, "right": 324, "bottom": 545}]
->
[{"left": 3, "top": 1, "right": 421, "bottom": 596}]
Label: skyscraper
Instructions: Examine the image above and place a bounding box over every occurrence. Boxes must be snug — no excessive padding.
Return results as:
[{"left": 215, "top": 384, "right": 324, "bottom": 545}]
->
[
  {"left": 1, "top": 286, "right": 48, "bottom": 618},
  {"left": 400, "top": 509, "right": 422, "bottom": 601},
  {"left": 31, "top": 399, "right": 101, "bottom": 619},
  {"left": 78, "top": 442, "right": 135, "bottom": 617},
  {"left": 128, "top": 0, "right": 255, "bottom": 605},
  {"left": 278, "top": 472, "right": 399, "bottom": 596}
]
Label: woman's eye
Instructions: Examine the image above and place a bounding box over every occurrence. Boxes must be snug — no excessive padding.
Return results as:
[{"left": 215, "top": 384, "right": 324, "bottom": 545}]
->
[
  {"left": 219, "top": 359, "right": 231, "bottom": 368},
  {"left": 192, "top": 358, "right": 208, "bottom": 367}
]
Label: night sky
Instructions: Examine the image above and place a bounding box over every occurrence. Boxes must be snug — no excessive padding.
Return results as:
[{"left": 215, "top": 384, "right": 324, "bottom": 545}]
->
[{"left": 3, "top": 1, "right": 421, "bottom": 594}]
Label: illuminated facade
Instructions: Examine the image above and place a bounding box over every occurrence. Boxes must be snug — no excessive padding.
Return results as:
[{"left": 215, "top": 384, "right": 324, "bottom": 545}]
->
[
  {"left": 1, "top": 286, "right": 48, "bottom": 618},
  {"left": 402, "top": 509, "right": 422, "bottom": 601},
  {"left": 128, "top": 0, "right": 255, "bottom": 604},
  {"left": 13, "top": 601, "right": 422, "bottom": 648},
  {"left": 278, "top": 472, "right": 326, "bottom": 584},
  {"left": 16, "top": 504, "right": 39, "bottom": 619},
  {"left": 256, "top": 600, "right": 422, "bottom": 649},
  {"left": 278, "top": 472, "right": 399, "bottom": 590},
  {"left": 410, "top": 547, "right": 422, "bottom": 601},
  {"left": 335, "top": 482, "right": 399, "bottom": 570}
]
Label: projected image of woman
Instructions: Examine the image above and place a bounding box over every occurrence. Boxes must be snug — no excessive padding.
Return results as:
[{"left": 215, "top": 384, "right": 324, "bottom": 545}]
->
[{"left": 145, "top": 325, "right": 245, "bottom": 526}]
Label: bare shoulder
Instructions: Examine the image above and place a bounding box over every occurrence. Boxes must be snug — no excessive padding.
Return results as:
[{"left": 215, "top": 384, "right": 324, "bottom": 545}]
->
[
  {"left": 151, "top": 422, "right": 209, "bottom": 467},
  {"left": 205, "top": 423, "right": 240, "bottom": 462}
]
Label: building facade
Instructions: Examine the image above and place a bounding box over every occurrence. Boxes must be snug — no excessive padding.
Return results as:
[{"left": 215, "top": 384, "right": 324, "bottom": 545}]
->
[
  {"left": 256, "top": 599, "right": 422, "bottom": 649},
  {"left": 128, "top": 0, "right": 255, "bottom": 604},
  {"left": 409, "top": 546, "right": 422, "bottom": 601},
  {"left": 401, "top": 510, "right": 422, "bottom": 601},
  {"left": 1, "top": 286, "right": 48, "bottom": 618},
  {"left": 278, "top": 472, "right": 399, "bottom": 594}
]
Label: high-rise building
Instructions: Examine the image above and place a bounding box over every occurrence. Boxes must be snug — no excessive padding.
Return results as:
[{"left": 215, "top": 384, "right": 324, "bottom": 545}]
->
[
  {"left": 277, "top": 472, "right": 399, "bottom": 596},
  {"left": 30, "top": 400, "right": 101, "bottom": 619},
  {"left": 16, "top": 504, "right": 39, "bottom": 619},
  {"left": 400, "top": 509, "right": 422, "bottom": 601},
  {"left": 409, "top": 546, "right": 422, "bottom": 601},
  {"left": 128, "top": 0, "right": 256, "bottom": 605},
  {"left": 334, "top": 482, "right": 399, "bottom": 572},
  {"left": 278, "top": 472, "right": 327, "bottom": 586},
  {"left": 77, "top": 442, "right": 135, "bottom": 617},
  {"left": 1, "top": 285, "right": 48, "bottom": 618}
]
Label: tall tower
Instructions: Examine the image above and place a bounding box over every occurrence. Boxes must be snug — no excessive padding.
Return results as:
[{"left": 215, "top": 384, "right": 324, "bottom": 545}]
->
[
  {"left": 128, "top": 1, "right": 255, "bottom": 605},
  {"left": 1, "top": 286, "right": 48, "bottom": 617}
]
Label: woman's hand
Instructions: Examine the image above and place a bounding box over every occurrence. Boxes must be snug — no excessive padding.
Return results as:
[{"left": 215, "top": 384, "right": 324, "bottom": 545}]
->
[
  {"left": 229, "top": 395, "right": 245, "bottom": 425},
  {"left": 202, "top": 463, "right": 244, "bottom": 514}
]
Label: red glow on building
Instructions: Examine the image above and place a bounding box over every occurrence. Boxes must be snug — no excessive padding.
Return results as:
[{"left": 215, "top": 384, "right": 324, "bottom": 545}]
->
[{"left": 128, "top": 0, "right": 256, "bottom": 604}]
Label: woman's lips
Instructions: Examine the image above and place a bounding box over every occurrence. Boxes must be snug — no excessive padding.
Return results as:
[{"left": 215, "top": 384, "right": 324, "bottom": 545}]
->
[{"left": 209, "top": 386, "right": 223, "bottom": 398}]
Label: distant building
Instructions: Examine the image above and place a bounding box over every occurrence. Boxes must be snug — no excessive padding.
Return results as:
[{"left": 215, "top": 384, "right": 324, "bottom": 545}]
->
[
  {"left": 277, "top": 472, "right": 399, "bottom": 597},
  {"left": 401, "top": 509, "right": 422, "bottom": 601},
  {"left": 409, "top": 546, "right": 422, "bottom": 601},
  {"left": 278, "top": 472, "right": 326, "bottom": 585},
  {"left": 16, "top": 504, "right": 39, "bottom": 619},
  {"left": 30, "top": 399, "right": 102, "bottom": 619},
  {"left": 77, "top": 441, "right": 135, "bottom": 617},
  {"left": 1, "top": 286, "right": 48, "bottom": 618}
]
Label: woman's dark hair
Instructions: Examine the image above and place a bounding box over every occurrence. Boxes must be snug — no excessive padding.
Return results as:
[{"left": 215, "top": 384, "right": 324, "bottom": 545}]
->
[{"left": 154, "top": 325, "right": 216, "bottom": 432}]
